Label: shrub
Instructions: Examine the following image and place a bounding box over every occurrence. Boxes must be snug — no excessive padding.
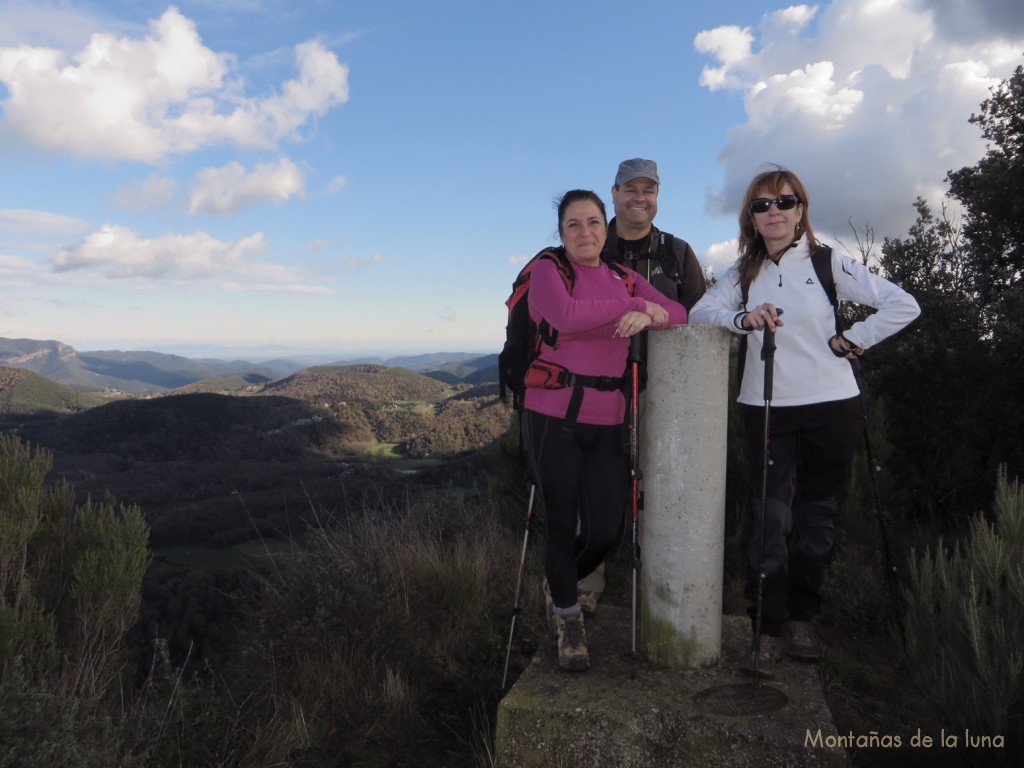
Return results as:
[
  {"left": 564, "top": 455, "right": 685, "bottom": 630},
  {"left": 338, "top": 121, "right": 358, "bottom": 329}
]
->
[
  {"left": 901, "top": 466, "right": 1024, "bottom": 763},
  {"left": 0, "top": 434, "right": 150, "bottom": 766}
]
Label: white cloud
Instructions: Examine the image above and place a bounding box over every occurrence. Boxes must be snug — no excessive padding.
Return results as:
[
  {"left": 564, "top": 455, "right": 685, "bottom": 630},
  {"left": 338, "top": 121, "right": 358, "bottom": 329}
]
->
[
  {"left": 694, "top": 26, "right": 754, "bottom": 90},
  {"left": 109, "top": 174, "right": 178, "bottom": 212},
  {"left": 222, "top": 281, "right": 332, "bottom": 295},
  {"left": 0, "top": 252, "right": 38, "bottom": 275},
  {"left": 0, "top": 7, "right": 349, "bottom": 163},
  {"left": 916, "top": 0, "right": 1024, "bottom": 43},
  {"left": 695, "top": 0, "right": 1024, "bottom": 247},
  {"left": 306, "top": 238, "right": 338, "bottom": 251},
  {"left": 0, "top": 208, "right": 92, "bottom": 237},
  {"left": 0, "top": 1, "right": 138, "bottom": 50},
  {"left": 343, "top": 253, "right": 385, "bottom": 269},
  {"left": 773, "top": 4, "right": 818, "bottom": 28},
  {"left": 438, "top": 306, "right": 457, "bottom": 322},
  {"left": 188, "top": 158, "right": 306, "bottom": 215},
  {"left": 50, "top": 224, "right": 272, "bottom": 279},
  {"left": 702, "top": 239, "right": 742, "bottom": 277},
  {"left": 327, "top": 175, "right": 348, "bottom": 193},
  {"left": 746, "top": 61, "right": 863, "bottom": 130}
]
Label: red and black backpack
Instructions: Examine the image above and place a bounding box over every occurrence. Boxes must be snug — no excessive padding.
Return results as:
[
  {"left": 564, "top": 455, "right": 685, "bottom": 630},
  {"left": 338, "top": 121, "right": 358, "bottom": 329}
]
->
[{"left": 498, "top": 246, "right": 637, "bottom": 418}]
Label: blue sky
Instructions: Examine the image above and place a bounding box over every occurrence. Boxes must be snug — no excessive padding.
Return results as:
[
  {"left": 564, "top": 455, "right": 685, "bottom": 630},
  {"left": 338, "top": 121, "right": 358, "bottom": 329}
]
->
[{"left": 0, "top": 1, "right": 1021, "bottom": 358}]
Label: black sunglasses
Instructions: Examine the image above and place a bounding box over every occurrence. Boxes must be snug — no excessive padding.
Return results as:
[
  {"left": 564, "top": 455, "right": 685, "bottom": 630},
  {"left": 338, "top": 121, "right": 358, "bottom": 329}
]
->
[{"left": 750, "top": 194, "right": 800, "bottom": 214}]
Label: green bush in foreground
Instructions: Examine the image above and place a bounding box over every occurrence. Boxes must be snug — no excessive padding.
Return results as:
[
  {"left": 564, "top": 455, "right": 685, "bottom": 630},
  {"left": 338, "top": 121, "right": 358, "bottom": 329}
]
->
[
  {"left": 902, "top": 466, "right": 1024, "bottom": 762},
  {"left": 0, "top": 434, "right": 150, "bottom": 767}
]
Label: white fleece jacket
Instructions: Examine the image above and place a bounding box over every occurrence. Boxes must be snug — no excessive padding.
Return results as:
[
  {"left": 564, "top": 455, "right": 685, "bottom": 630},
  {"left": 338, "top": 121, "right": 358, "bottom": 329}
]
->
[{"left": 690, "top": 237, "right": 921, "bottom": 407}]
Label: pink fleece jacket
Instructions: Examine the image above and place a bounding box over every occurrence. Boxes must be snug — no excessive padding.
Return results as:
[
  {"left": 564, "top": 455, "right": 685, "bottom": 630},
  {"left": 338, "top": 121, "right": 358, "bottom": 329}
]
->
[{"left": 524, "top": 257, "right": 687, "bottom": 425}]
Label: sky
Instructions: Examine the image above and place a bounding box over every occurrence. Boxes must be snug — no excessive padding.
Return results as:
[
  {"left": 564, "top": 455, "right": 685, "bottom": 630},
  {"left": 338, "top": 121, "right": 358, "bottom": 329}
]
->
[{"left": 0, "top": 0, "right": 1021, "bottom": 359}]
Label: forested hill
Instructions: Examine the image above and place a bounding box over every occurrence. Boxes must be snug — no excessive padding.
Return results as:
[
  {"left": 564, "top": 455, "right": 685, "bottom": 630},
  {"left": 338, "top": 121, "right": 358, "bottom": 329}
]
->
[
  {"left": 0, "top": 337, "right": 284, "bottom": 391},
  {"left": 0, "top": 365, "right": 104, "bottom": 416},
  {"left": 11, "top": 363, "right": 509, "bottom": 553},
  {"left": 18, "top": 392, "right": 348, "bottom": 462},
  {"left": 0, "top": 336, "right": 499, "bottom": 393},
  {"left": 14, "top": 363, "right": 506, "bottom": 465},
  {"left": 261, "top": 364, "right": 451, "bottom": 404}
]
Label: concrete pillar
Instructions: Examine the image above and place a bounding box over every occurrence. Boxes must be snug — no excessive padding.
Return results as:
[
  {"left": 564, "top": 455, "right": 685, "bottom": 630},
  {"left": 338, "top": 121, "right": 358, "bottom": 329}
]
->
[{"left": 639, "top": 324, "right": 731, "bottom": 668}]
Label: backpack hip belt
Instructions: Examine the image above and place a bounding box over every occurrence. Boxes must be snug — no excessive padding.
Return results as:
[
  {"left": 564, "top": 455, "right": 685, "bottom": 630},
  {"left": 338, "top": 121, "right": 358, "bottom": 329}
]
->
[
  {"left": 525, "top": 359, "right": 624, "bottom": 392},
  {"left": 525, "top": 359, "right": 625, "bottom": 437}
]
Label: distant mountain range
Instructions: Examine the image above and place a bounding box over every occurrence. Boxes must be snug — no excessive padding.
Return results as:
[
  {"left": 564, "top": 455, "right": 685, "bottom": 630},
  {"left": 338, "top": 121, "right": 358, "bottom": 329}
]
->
[{"left": 0, "top": 337, "right": 498, "bottom": 393}]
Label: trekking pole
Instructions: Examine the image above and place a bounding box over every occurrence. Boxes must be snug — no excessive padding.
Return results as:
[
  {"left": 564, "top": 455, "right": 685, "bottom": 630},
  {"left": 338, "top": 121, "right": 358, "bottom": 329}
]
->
[
  {"left": 851, "top": 362, "right": 904, "bottom": 641},
  {"left": 628, "top": 338, "right": 644, "bottom": 658},
  {"left": 864, "top": 421, "right": 897, "bottom": 606},
  {"left": 753, "top": 309, "right": 782, "bottom": 681},
  {"left": 501, "top": 483, "right": 536, "bottom": 691}
]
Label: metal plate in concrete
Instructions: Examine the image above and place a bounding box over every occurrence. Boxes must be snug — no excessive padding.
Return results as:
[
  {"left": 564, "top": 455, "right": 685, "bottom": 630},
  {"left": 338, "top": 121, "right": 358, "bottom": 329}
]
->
[
  {"left": 496, "top": 611, "right": 848, "bottom": 767},
  {"left": 693, "top": 681, "right": 789, "bottom": 716}
]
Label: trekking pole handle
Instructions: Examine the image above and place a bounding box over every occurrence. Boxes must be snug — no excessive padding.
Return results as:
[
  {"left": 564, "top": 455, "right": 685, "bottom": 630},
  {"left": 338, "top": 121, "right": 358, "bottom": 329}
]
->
[
  {"left": 761, "top": 308, "right": 782, "bottom": 401},
  {"left": 627, "top": 332, "right": 646, "bottom": 364}
]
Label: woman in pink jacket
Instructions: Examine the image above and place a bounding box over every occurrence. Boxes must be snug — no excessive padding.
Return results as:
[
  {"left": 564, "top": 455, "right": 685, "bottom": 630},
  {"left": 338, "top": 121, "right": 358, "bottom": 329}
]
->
[{"left": 523, "top": 189, "right": 687, "bottom": 671}]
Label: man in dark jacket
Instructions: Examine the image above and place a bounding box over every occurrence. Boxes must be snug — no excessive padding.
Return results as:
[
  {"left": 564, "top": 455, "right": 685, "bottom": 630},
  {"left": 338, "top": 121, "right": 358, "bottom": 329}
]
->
[
  {"left": 577, "top": 157, "right": 707, "bottom": 616},
  {"left": 603, "top": 158, "right": 706, "bottom": 309}
]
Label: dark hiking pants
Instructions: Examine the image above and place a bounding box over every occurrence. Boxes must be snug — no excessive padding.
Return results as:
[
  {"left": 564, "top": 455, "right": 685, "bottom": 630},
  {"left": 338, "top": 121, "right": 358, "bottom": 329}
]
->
[
  {"left": 741, "top": 396, "right": 863, "bottom": 636},
  {"left": 522, "top": 409, "right": 627, "bottom": 610}
]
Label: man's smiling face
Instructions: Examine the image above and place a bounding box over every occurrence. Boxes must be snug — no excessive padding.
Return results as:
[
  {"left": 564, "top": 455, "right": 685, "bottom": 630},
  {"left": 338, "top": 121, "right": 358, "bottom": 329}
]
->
[{"left": 611, "top": 177, "right": 659, "bottom": 237}]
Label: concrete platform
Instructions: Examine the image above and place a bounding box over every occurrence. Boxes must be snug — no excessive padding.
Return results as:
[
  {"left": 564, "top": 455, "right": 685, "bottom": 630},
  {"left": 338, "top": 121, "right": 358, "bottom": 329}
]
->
[{"left": 495, "top": 608, "right": 849, "bottom": 768}]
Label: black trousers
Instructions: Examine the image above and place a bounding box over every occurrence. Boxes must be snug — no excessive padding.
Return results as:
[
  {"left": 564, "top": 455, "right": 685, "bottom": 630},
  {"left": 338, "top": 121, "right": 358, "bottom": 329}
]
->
[
  {"left": 521, "top": 409, "right": 627, "bottom": 610},
  {"left": 742, "top": 396, "right": 863, "bottom": 636}
]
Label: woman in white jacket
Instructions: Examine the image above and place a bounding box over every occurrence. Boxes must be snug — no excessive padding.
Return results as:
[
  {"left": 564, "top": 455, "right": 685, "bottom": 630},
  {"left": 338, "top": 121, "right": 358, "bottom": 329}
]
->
[{"left": 690, "top": 165, "right": 920, "bottom": 677}]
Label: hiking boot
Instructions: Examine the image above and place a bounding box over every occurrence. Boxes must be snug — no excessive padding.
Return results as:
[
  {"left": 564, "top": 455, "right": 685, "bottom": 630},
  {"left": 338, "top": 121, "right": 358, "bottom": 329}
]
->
[
  {"left": 577, "top": 589, "right": 600, "bottom": 618},
  {"left": 553, "top": 611, "right": 590, "bottom": 672},
  {"left": 787, "top": 620, "right": 823, "bottom": 661},
  {"left": 577, "top": 561, "right": 605, "bottom": 618},
  {"left": 542, "top": 580, "right": 557, "bottom": 635},
  {"left": 739, "top": 634, "right": 784, "bottom": 678}
]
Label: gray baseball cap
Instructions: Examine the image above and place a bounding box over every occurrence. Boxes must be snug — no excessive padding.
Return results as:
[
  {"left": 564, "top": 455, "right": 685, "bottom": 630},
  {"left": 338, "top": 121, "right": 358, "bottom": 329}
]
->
[{"left": 615, "top": 158, "right": 659, "bottom": 186}]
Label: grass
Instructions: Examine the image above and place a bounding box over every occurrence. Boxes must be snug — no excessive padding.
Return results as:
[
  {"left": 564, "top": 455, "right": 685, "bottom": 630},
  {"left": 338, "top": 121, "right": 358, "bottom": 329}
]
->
[
  {"left": 11, "top": 420, "right": 1011, "bottom": 767},
  {"left": 369, "top": 442, "right": 404, "bottom": 458},
  {"left": 153, "top": 536, "right": 296, "bottom": 569},
  {"left": 195, "top": 484, "right": 520, "bottom": 768}
]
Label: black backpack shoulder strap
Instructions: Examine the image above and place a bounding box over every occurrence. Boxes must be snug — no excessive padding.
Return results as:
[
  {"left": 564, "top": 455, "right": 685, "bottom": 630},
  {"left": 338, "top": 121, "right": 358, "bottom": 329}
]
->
[
  {"left": 810, "top": 244, "right": 840, "bottom": 335},
  {"left": 811, "top": 244, "right": 836, "bottom": 309},
  {"left": 740, "top": 259, "right": 751, "bottom": 308}
]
